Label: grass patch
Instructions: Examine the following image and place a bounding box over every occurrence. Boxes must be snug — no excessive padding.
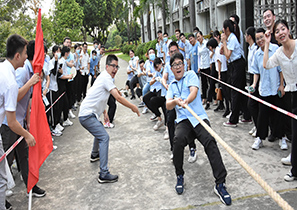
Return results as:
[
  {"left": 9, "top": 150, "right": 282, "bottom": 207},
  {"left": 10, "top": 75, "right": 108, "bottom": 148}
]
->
[
  {"left": 117, "top": 53, "right": 131, "bottom": 63},
  {"left": 105, "top": 50, "right": 121, "bottom": 55}
]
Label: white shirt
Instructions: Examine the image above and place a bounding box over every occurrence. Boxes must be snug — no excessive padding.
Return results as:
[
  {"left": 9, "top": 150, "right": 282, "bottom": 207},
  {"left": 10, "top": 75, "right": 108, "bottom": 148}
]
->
[
  {"left": 266, "top": 40, "right": 297, "bottom": 92},
  {"left": 215, "top": 45, "right": 227, "bottom": 72},
  {"left": 247, "top": 43, "right": 258, "bottom": 74},
  {"left": 79, "top": 70, "right": 116, "bottom": 119},
  {"left": 48, "top": 58, "right": 58, "bottom": 92},
  {"left": 0, "top": 60, "right": 19, "bottom": 126},
  {"left": 81, "top": 52, "right": 89, "bottom": 75},
  {"left": 198, "top": 39, "right": 210, "bottom": 69}
]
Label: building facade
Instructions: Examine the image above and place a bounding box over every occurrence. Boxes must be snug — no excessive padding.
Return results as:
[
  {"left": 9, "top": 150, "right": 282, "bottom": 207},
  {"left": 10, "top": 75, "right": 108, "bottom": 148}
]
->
[{"left": 141, "top": 0, "right": 296, "bottom": 41}]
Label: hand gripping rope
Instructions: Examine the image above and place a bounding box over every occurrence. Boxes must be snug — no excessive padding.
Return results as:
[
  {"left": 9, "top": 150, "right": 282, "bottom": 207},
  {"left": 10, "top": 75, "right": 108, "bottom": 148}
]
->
[{"left": 0, "top": 91, "right": 66, "bottom": 163}]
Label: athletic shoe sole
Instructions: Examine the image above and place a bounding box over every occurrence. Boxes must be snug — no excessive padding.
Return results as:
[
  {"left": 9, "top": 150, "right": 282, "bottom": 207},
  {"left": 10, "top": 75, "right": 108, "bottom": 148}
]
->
[
  {"left": 214, "top": 186, "right": 230, "bottom": 205},
  {"left": 26, "top": 192, "right": 46, "bottom": 198},
  {"left": 90, "top": 157, "right": 100, "bottom": 162}
]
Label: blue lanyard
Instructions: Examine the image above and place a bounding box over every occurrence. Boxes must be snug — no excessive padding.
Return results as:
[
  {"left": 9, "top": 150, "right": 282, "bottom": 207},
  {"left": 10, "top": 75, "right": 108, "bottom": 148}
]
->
[{"left": 175, "top": 77, "right": 184, "bottom": 97}]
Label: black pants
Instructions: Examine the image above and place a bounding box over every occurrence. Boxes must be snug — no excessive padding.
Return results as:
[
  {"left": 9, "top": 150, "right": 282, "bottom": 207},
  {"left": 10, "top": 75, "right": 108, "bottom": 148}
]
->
[
  {"left": 207, "top": 64, "right": 217, "bottom": 103},
  {"left": 256, "top": 95, "right": 284, "bottom": 139},
  {"left": 220, "top": 71, "right": 230, "bottom": 111},
  {"left": 229, "top": 58, "right": 251, "bottom": 124},
  {"left": 290, "top": 91, "right": 297, "bottom": 176},
  {"left": 173, "top": 119, "right": 227, "bottom": 184},
  {"left": 107, "top": 94, "right": 117, "bottom": 123},
  {"left": 247, "top": 74, "right": 259, "bottom": 129},
  {"left": 129, "top": 75, "right": 139, "bottom": 98},
  {"left": 46, "top": 90, "right": 60, "bottom": 128},
  {"left": 66, "top": 80, "right": 75, "bottom": 109},
  {"left": 281, "top": 92, "right": 292, "bottom": 140},
  {"left": 81, "top": 74, "right": 89, "bottom": 99},
  {"left": 58, "top": 79, "right": 69, "bottom": 122},
  {"left": 75, "top": 70, "right": 82, "bottom": 102},
  {"left": 0, "top": 124, "right": 29, "bottom": 186},
  {"left": 143, "top": 91, "right": 167, "bottom": 123},
  {"left": 91, "top": 74, "right": 96, "bottom": 86},
  {"left": 200, "top": 68, "right": 210, "bottom": 99}
]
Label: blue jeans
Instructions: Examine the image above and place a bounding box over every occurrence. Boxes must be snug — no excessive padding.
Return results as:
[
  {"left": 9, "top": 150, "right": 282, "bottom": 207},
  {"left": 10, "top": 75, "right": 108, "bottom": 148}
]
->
[
  {"left": 79, "top": 114, "right": 109, "bottom": 175},
  {"left": 142, "top": 82, "right": 150, "bottom": 96}
]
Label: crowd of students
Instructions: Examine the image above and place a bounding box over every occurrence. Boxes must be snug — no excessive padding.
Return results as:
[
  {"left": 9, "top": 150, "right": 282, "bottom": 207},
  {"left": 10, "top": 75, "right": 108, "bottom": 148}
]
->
[{"left": 0, "top": 8, "right": 297, "bottom": 209}]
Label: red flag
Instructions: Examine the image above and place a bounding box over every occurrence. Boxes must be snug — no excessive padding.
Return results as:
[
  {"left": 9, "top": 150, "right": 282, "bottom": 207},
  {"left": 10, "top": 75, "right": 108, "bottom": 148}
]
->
[{"left": 27, "top": 8, "right": 53, "bottom": 193}]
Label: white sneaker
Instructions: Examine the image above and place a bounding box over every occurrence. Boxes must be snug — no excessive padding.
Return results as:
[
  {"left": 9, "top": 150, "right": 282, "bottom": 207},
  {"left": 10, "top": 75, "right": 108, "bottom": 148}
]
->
[
  {"left": 153, "top": 120, "right": 163, "bottom": 131},
  {"left": 226, "top": 112, "right": 232, "bottom": 119},
  {"left": 279, "top": 137, "right": 288, "bottom": 150},
  {"left": 150, "top": 114, "right": 158, "bottom": 121},
  {"left": 284, "top": 172, "right": 297, "bottom": 182},
  {"left": 56, "top": 123, "right": 64, "bottom": 132},
  {"left": 103, "top": 122, "right": 115, "bottom": 128},
  {"left": 249, "top": 126, "right": 256, "bottom": 135},
  {"left": 63, "top": 118, "right": 73, "bottom": 126},
  {"left": 164, "top": 129, "right": 169, "bottom": 140},
  {"left": 53, "top": 145, "right": 58, "bottom": 150},
  {"left": 252, "top": 137, "right": 263, "bottom": 150},
  {"left": 6, "top": 190, "right": 13, "bottom": 197},
  {"left": 170, "top": 153, "right": 174, "bottom": 160},
  {"left": 74, "top": 102, "right": 78, "bottom": 108},
  {"left": 281, "top": 153, "right": 291, "bottom": 166},
  {"left": 69, "top": 110, "right": 76, "bottom": 119},
  {"left": 188, "top": 148, "right": 197, "bottom": 163},
  {"left": 252, "top": 130, "right": 257, "bottom": 137},
  {"left": 52, "top": 127, "right": 62, "bottom": 136},
  {"left": 142, "top": 107, "right": 148, "bottom": 114}
]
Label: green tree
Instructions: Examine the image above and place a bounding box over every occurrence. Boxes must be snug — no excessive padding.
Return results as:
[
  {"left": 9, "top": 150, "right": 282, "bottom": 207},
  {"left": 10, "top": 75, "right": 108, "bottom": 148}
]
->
[
  {"left": 42, "top": 14, "right": 55, "bottom": 47},
  {"left": 53, "top": 0, "right": 84, "bottom": 44},
  {"left": 0, "top": 21, "right": 10, "bottom": 57},
  {"left": 114, "top": 35, "right": 122, "bottom": 47}
]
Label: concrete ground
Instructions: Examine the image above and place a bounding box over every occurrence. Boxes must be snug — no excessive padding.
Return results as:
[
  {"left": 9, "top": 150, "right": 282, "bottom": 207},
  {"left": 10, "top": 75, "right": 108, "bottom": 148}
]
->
[{"left": 9, "top": 55, "right": 297, "bottom": 210}]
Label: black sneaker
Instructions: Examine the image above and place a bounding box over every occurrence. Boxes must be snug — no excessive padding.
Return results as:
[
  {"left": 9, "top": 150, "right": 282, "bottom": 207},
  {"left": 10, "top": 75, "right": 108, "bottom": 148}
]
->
[
  {"left": 214, "top": 106, "right": 224, "bottom": 112},
  {"left": 214, "top": 183, "right": 232, "bottom": 205},
  {"left": 5, "top": 200, "right": 12, "bottom": 210},
  {"left": 205, "top": 103, "right": 210, "bottom": 110},
  {"left": 175, "top": 175, "right": 184, "bottom": 195},
  {"left": 268, "top": 134, "right": 276, "bottom": 142},
  {"left": 222, "top": 110, "right": 230, "bottom": 118},
  {"left": 32, "top": 185, "right": 46, "bottom": 197},
  {"left": 98, "top": 172, "right": 118, "bottom": 183},
  {"left": 90, "top": 154, "right": 100, "bottom": 162}
]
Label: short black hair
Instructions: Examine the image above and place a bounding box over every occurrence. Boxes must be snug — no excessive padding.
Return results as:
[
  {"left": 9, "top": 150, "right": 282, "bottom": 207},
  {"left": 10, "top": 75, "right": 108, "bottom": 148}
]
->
[
  {"left": 106, "top": 54, "right": 118, "bottom": 65},
  {"left": 256, "top": 27, "right": 266, "bottom": 34},
  {"left": 153, "top": 57, "right": 162, "bottom": 68},
  {"left": 61, "top": 46, "right": 70, "bottom": 57},
  {"left": 44, "top": 45, "right": 48, "bottom": 54},
  {"left": 74, "top": 44, "right": 78, "bottom": 50},
  {"left": 157, "top": 30, "right": 162, "bottom": 34},
  {"left": 193, "top": 27, "right": 200, "bottom": 32},
  {"left": 206, "top": 38, "right": 218, "bottom": 49},
  {"left": 180, "top": 33, "right": 185, "bottom": 37},
  {"left": 223, "top": 19, "right": 235, "bottom": 33},
  {"left": 139, "top": 59, "right": 145, "bottom": 65},
  {"left": 197, "top": 31, "right": 203, "bottom": 36},
  {"left": 93, "top": 40, "right": 99, "bottom": 44},
  {"left": 175, "top": 29, "right": 181, "bottom": 33},
  {"left": 169, "top": 41, "right": 179, "bottom": 50},
  {"left": 83, "top": 42, "right": 88, "bottom": 47},
  {"left": 27, "top": 40, "right": 35, "bottom": 61},
  {"left": 273, "top": 19, "right": 289, "bottom": 34},
  {"left": 188, "top": 34, "right": 195, "bottom": 39},
  {"left": 147, "top": 47, "right": 155, "bottom": 55},
  {"left": 263, "top": 9, "right": 275, "bottom": 16},
  {"left": 170, "top": 52, "right": 184, "bottom": 66},
  {"left": 213, "top": 30, "right": 221, "bottom": 39},
  {"left": 100, "top": 45, "right": 105, "bottom": 49},
  {"left": 63, "top": 37, "right": 71, "bottom": 43},
  {"left": 163, "top": 32, "right": 168, "bottom": 36},
  {"left": 129, "top": 49, "right": 135, "bottom": 54},
  {"left": 52, "top": 45, "right": 61, "bottom": 54},
  {"left": 6, "top": 34, "right": 28, "bottom": 59},
  {"left": 92, "top": 50, "right": 97, "bottom": 55}
]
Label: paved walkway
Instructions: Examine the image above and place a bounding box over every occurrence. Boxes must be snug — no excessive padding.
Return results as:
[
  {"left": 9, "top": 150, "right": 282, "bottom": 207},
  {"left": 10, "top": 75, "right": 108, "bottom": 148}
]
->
[{"left": 10, "top": 55, "right": 297, "bottom": 209}]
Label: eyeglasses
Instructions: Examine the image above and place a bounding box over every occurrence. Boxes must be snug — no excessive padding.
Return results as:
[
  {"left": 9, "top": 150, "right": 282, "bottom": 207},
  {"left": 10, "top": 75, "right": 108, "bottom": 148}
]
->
[
  {"left": 169, "top": 49, "right": 178, "bottom": 54},
  {"left": 109, "top": 64, "right": 120, "bottom": 69},
  {"left": 171, "top": 62, "right": 183, "bottom": 69}
]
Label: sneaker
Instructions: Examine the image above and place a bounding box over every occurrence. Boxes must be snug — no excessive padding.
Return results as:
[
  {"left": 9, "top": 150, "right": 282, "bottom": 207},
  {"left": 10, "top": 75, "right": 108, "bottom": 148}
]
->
[
  {"left": 98, "top": 172, "right": 118, "bottom": 183},
  {"left": 53, "top": 145, "right": 58, "bottom": 150},
  {"left": 142, "top": 107, "right": 148, "bottom": 114},
  {"left": 130, "top": 95, "right": 136, "bottom": 100},
  {"left": 52, "top": 127, "right": 62, "bottom": 137},
  {"left": 279, "top": 137, "right": 288, "bottom": 150},
  {"left": 222, "top": 110, "right": 230, "bottom": 118},
  {"left": 188, "top": 148, "right": 197, "bottom": 163},
  {"left": 74, "top": 102, "right": 79, "bottom": 108},
  {"left": 281, "top": 153, "right": 291, "bottom": 166},
  {"left": 284, "top": 172, "right": 297, "bottom": 182},
  {"left": 225, "top": 112, "right": 232, "bottom": 119},
  {"left": 252, "top": 137, "right": 263, "bottom": 150},
  {"left": 249, "top": 126, "right": 256, "bottom": 135},
  {"left": 153, "top": 120, "right": 163, "bottom": 131},
  {"left": 223, "top": 121, "right": 237, "bottom": 127},
  {"left": 239, "top": 119, "right": 253, "bottom": 124},
  {"left": 163, "top": 129, "right": 169, "bottom": 140},
  {"left": 150, "top": 114, "right": 158, "bottom": 121},
  {"left": 214, "top": 183, "right": 232, "bottom": 205},
  {"left": 205, "top": 103, "right": 210, "bottom": 110},
  {"left": 170, "top": 153, "right": 174, "bottom": 160},
  {"left": 5, "top": 200, "right": 12, "bottom": 210},
  {"left": 268, "top": 134, "right": 276, "bottom": 142},
  {"left": 90, "top": 154, "right": 100, "bottom": 162},
  {"left": 63, "top": 118, "right": 73, "bottom": 126},
  {"left": 69, "top": 110, "right": 76, "bottom": 119},
  {"left": 138, "top": 102, "right": 145, "bottom": 108},
  {"left": 28, "top": 185, "right": 46, "bottom": 198},
  {"left": 214, "top": 106, "right": 224, "bottom": 112},
  {"left": 103, "top": 122, "right": 114, "bottom": 128},
  {"left": 252, "top": 130, "right": 257, "bottom": 137},
  {"left": 56, "top": 123, "right": 64, "bottom": 132},
  {"left": 124, "top": 91, "right": 128, "bottom": 97},
  {"left": 5, "top": 190, "right": 13, "bottom": 197},
  {"left": 175, "top": 175, "right": 184, "bottom": 195}
]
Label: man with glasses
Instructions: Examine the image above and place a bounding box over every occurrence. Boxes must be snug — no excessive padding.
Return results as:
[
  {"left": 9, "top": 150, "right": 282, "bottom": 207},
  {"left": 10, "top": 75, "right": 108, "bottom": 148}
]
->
[
  {"left": 79, "top": 54, "right": 140, "bottom": 183},
  {"left": 166, "top": 52, "right": 231, "bottom": 206}
]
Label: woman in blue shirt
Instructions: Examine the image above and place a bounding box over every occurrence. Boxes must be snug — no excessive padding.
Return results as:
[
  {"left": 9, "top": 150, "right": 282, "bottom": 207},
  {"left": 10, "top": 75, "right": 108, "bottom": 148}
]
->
[{"left": 221, "top": 19, "right": 251, "bottom": 127}]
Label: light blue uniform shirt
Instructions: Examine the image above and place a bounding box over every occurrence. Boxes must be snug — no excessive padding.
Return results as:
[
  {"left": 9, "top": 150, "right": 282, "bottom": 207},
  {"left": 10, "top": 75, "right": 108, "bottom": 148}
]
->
[
  {"left": 184, "top": 40, "right": 192, "bottom": 60},
  {"left": 251, "top": 43, "right": 281, "bottom": 97},
  {"left": 3, "top": 59, "right": 33, "bottom": 127},
  {"left": 150, "top": 69, "right": 166, "bottom": 96},
  {"left": 156, "top": 43, "right": 164, "bottom": 58},
  {"left": 178, "top": 40, "right": 185, "bottom": 57},
  {"left": 190, "top": 42, "right": 199, "bottom": 73},
  {"left": 164, "top": 62, "right": 175, "bottom": 84},
  {"left": 89, "top": 57, "right": 99, "bottom": 76},
  {"left": 144, "top": 60, "right": 155, "bottom": 82},
  {"left": 166, "top": 70, "right": 209, "bottom": 127},
  {"left": 66, "top": 52, "right": 74, "bottom": 75},
  {"left": 227, "top": 33, "right": 242, "bottom": 62}
]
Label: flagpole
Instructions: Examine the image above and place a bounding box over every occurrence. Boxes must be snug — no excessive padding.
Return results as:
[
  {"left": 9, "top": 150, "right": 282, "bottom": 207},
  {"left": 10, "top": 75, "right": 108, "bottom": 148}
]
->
[{"left": 28, "top": 189, "right": 32, "bottom": 210}]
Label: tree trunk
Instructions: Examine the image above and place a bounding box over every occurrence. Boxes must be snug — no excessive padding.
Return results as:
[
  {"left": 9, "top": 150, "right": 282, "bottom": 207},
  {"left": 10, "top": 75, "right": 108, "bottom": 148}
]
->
[
  {"left": 141, "top": 15, "right": 145, "bottom": 43},
  {"left": 147, "top": 7, "right": 152, "bottom": 41},
  {"left": 132, "top": 0, "right": 137, "bottom": 45},
  {"left": 126, "top": 16, "right": 130, "bottom": 44},
  {"left": 152, "top": 3, "right": 157, "bottom": 38},
  {"left": 189, "top": 0, "right": 196, "bottom": 29},
  {"left": 162, "top": 0, "right": 166, "bottom": 32}
]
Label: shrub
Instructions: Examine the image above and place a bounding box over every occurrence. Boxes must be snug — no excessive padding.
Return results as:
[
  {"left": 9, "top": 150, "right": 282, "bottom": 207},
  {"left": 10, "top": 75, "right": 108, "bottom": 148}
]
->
[{"left": 114, "top": 35, "right": 122, "bottom": 47}]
